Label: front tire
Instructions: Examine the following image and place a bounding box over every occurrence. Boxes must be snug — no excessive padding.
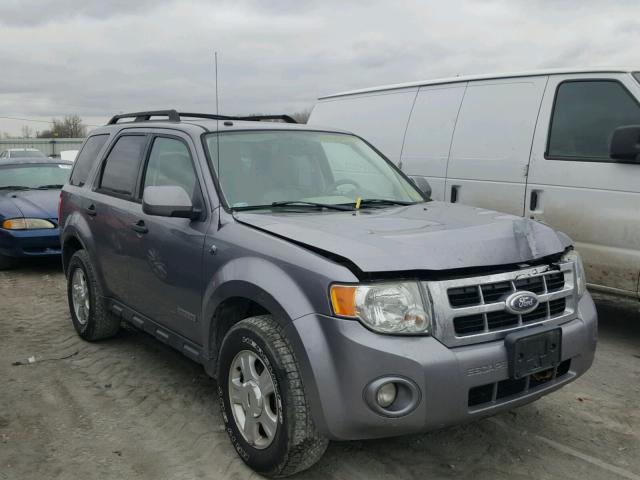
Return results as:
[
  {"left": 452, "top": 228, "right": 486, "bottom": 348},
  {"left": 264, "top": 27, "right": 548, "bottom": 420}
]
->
[
  {"left": 217, "top": 315, "right": 328, "bottom": 477},
  {"left": 67, "top": 249, "right": 120, "bottom": 341},
  {"left": 0, "top": 254, "right": 15, "bottom": 270}
]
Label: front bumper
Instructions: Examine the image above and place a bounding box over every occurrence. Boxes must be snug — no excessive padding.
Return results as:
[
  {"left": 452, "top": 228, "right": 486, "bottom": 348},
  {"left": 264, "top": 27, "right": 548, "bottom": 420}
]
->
[
  {"left": 0, "top": 227, "right": 61, "bottom": 258},
  {"left": 286, "top": 293, "right": 597, "bottom": 441}
]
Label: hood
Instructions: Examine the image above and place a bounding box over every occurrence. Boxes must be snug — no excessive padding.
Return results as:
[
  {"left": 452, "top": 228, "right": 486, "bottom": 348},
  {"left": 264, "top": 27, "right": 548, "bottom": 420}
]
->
[
  {"left": 0, "top": 189, "right": 60, "bottom": 221},
  {"left": 234, "top": 201, "right": 571, "bottom": 273}
]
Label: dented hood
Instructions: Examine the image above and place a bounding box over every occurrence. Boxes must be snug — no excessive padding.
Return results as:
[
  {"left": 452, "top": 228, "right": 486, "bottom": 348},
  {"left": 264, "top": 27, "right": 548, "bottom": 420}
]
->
[{"left": 234, "top": 202, "right": 571, "bottom": 273}]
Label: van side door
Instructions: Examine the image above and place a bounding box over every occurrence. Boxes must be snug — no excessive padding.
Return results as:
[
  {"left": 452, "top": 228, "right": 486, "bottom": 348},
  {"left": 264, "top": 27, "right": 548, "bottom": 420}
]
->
[
  {"left": 444, "top": 76, "right": 547, "bottom": 214},
  {"left": 527, "top": 73, "right": 640, "bottom": 297},
  {"left": 400, "top": 83, "right": 466, "bottom": 201}
]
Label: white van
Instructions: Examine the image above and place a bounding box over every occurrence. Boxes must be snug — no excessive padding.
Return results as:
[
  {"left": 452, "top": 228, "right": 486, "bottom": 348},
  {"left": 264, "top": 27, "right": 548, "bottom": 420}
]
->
[{"left": 309, "top": 67, "right": 640, "bottom": 299}]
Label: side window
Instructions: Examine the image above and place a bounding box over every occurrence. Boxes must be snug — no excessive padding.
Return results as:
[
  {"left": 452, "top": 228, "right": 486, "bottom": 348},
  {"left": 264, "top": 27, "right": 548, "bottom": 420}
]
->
[
  {"left": 70, "top": 134, "right": 110, "bottom": 186},
  {"left": 548, "top": 80, "right": 640, "bottom": 161},
  {"left": 142, "top": 137, "right": 198, "bottom": 199},
  {"left": 100, "top": 135, "right": 147, "bottom": 196}
]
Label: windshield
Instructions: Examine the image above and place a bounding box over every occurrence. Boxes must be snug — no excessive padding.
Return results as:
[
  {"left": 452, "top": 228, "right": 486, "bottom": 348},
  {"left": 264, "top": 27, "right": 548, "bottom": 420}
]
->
[
  {"left": 10, "top": 150, "right": 46, "bottom": 158},
  {"left": 205, "top": 131, "right": 424, "bottom": 209},
  {"left": 0, "top": 164, "right": 72, "bottom": 189}
]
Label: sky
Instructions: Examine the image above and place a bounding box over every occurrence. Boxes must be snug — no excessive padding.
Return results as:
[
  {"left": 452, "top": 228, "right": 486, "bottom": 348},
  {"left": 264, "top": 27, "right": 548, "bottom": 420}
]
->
[{"left": 0, "top": 0, "right": 638, "bottom": 135}]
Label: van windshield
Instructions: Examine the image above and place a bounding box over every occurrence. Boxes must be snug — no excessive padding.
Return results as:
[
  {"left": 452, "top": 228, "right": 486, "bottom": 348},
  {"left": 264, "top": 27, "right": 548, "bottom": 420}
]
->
[{"left": 205, "top": 131, "right": 424, "bottom": 210}]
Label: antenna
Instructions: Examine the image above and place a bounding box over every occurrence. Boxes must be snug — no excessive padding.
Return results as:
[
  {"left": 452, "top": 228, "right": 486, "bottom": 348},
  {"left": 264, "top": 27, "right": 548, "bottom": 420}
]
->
[
  {"left": 215, "top": 51, "right": 220, "bottom": 116},
  {"left": 215, "top": 51, "right": 222, "bottom": 228}
]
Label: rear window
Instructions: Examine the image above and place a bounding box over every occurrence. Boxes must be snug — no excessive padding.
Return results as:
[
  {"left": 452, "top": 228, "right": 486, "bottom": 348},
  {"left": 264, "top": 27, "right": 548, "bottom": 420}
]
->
[
  {"left": 99, "top": 135, "right": 147, "bottom": 196},
  {"left": 70, "top": 135, "right": 109, "bottom": 186}
]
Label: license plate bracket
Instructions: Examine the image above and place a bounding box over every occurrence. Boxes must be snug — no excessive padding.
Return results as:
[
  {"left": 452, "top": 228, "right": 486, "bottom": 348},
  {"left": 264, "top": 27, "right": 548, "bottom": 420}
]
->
[{"left": 505, "top": 327, "right": 562, "bottom": 379}]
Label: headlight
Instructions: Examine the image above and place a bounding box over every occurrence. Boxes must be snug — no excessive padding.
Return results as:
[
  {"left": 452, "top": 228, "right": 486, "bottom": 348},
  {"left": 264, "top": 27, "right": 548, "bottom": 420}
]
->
[
  {"left": 561, "top": 249, "right": 586, "bottom": 297},
  {"left": 2, "top": 218, "right": 56, "bottom": 230},
  {"left": 330, "top": 282, "right": 431, "bottom": 334}
]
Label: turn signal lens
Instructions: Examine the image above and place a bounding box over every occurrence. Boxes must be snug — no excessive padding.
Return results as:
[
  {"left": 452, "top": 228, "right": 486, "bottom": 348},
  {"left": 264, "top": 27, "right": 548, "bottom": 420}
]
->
[
  {"left": 2, "top": 218, "right": 56, "bottom": 230},
  {"left": 330, "top": 285, "right": 357, "bottom": 317}
]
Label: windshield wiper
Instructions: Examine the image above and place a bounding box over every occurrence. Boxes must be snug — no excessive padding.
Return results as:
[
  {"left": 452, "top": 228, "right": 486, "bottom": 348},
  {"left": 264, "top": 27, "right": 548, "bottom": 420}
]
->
[
  {"left": 0, "top": 185, "right": 30, "bottom": 191},
  {"left": 36, "top": 184, "right": 64, "bottom": 190},
  {"left": 271, "top": 201, "right": 354, "bottom": 211},
  {"left": 349, "top": 198, "right": 417, "bottom": 208},
  {"left": 234, "top": 201, "right": 354, "bottom": 212}
]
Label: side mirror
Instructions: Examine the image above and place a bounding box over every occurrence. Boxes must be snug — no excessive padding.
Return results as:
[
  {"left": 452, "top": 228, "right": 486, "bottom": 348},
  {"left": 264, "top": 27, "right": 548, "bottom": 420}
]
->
[
  {"left": 610, "top": 125, "right": 640, "bottom": 163},
  {"left": 409, "top": 176, "right": 432, "bottom": 200},
  {"left": 142, "top": 186, "right": 198, "bottom": 219}
]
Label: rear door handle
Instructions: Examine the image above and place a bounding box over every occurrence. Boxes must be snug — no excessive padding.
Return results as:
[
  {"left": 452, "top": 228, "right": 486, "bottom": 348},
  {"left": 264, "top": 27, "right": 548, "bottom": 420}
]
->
[
  {"left": 530, "top": 190, "right": 539, "bottom": 211},
  {"left": 130, "top": 220, "right": 148, "bottom": 234},
  {"left": 86, "top": 204, "right": 97, "bottom": 216},
  {"left": 450, "top": 185, "right": 459, "bottom": 203}
]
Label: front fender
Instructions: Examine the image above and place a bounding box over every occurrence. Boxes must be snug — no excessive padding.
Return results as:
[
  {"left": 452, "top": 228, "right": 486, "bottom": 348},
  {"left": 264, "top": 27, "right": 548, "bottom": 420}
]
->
[{"left": 201, "top": 256, "right": 319, "bottom": 355}]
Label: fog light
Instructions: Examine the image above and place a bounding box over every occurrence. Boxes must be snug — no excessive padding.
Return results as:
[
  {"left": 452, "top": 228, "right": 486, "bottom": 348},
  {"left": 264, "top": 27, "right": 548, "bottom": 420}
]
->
[{"left": 376, "top": 382, "right": 397, "bottom": 408}]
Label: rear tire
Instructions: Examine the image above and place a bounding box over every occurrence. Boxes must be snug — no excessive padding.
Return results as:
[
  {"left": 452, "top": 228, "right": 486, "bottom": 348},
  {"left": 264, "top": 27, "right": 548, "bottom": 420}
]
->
[
  {"left": 217, "top": 315, "right": 328, "bottom": 477},
  {"left": 67, "top": 249, "right": 120, "bottom": 341},
  {"left": 0, "top": 254, "right": 15, "bottom": 270}
]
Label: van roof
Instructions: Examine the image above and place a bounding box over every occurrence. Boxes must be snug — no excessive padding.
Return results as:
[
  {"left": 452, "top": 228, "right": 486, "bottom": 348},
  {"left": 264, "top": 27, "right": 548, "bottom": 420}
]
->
[{"left": 319, "top": 67, "right": 640, "bottom": 99}]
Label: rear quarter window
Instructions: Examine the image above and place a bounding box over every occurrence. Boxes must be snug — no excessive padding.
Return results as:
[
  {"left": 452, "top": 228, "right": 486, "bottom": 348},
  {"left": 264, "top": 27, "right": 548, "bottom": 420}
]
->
[{"left": 70, "top": 134, "right": 110, "bottom": 186}]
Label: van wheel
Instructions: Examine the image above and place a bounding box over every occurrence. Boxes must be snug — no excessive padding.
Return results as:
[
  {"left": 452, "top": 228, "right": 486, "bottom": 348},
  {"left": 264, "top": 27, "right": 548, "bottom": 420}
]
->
[
  {"left": 217, "top": 315, "right": 328, "bottom": 477},
  {"left": 67, "top": 250, "right": 120, "bottom": 341},
  {"left": 0, "top": 254, "right": 15, "bottom": 270}
]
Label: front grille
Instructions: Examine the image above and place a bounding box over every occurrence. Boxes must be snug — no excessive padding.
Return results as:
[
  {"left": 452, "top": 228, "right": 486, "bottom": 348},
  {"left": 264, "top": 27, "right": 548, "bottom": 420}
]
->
[
  {"left": 427, "top": 262, "right": 577, "bottom": 348},
  {"left": 468, "top": 359, "right": 572, "bottom": 408},
  {"left": 447, "top": 269, "right": 572, "bottom": 337},
  {"left": 455, "top": 297, "right": 567, "bottom": 335}
]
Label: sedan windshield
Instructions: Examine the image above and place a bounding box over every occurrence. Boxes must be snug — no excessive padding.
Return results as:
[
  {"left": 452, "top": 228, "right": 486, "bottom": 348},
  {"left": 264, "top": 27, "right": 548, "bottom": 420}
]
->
[
  {"left": 0, "top": 164, "right": 72, "bottom": 189},
  {"left": 205, "top": 131, "right": 424, "bottom": 210}
]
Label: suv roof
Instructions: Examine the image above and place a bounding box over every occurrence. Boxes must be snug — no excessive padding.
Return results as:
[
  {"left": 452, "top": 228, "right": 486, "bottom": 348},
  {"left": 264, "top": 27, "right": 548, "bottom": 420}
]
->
[{"left": 90, "top": 110, "right": 350, "bottom": 135}]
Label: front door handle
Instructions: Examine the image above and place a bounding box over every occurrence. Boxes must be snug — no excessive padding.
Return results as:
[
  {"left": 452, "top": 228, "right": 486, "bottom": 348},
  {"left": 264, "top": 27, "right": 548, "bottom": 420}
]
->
[
  {"left": 86, "top": 204, "right": 97, "bottom": 216},
  {"left": 131, "top": 220, "right": 148, "bottom": 234}
]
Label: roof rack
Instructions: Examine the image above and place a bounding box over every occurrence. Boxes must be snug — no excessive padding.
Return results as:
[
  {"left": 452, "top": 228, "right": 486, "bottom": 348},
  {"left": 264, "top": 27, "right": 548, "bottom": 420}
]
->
[{"left": 107, "top": 110, "right": 297, "bottom": 125}]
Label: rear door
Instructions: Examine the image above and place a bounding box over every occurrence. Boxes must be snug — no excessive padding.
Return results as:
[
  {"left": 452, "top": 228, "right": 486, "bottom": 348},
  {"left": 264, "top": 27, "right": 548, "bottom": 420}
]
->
[
  {"left": 527, "top": 73, "right": 640, "bottom": 297},
  {"left": 400, "top": 83, "right": 466, "bottom": 201},
  {"left": 444, "top": 76, "right": 547, "bottom": 214},
  {"left": 126, "top": 133, "right": 210, "bottom": 340},
  {"left": 90, "top": 133, "right": 149, "bottom": 302},
  {"left": 309, "top": 89, "right": 418, "bottom": 165}
]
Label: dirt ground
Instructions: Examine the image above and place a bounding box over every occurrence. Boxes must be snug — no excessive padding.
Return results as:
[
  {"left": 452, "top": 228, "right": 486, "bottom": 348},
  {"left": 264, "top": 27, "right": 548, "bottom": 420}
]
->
[{"left": 1, "top": 260, "right": 639, "bottom": 480}]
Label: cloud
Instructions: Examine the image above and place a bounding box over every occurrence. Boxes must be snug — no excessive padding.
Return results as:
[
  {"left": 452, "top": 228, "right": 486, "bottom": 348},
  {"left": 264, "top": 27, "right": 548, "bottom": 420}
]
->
[{"left": 0, "top": 0, "right": 638, "bottom": 135}]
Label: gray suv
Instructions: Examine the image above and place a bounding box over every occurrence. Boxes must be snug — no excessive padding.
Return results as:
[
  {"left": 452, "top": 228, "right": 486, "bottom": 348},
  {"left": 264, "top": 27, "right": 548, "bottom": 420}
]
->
[{"left": 60, "top": 110, "right": 597, "bottom": 477}]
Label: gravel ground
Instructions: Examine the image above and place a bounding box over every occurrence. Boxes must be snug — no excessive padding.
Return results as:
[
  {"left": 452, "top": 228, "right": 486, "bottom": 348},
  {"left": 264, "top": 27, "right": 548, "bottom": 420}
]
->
[{"left": 1, "top": 260, "right": 639, "bottom": 480}]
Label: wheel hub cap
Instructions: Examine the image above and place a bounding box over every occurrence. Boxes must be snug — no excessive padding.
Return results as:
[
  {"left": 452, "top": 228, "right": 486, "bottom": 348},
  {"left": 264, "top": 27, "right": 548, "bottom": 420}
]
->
[
  {"left": 71, "top": 268, "right": 90, "bottom": 325},
  {"left": 228, "top": 350, "right": 278, "bottom": 449}
]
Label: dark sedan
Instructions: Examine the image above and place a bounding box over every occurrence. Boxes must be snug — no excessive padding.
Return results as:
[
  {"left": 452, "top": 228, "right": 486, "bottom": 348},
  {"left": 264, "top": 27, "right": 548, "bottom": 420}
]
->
[{"left": 0, "top": 158, "right": 72, "bottom": 269}]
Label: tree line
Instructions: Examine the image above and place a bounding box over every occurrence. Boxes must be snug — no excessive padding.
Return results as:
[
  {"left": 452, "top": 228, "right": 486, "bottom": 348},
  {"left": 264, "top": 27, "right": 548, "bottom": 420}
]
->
[{"left": 1, "top": 114, "right": 87, "bottom": 139}]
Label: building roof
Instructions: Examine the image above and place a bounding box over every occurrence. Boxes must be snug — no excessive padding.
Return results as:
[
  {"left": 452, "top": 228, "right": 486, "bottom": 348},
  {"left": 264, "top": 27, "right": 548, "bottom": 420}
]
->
[{"left": 319, "top": 66, "right": 640, "bottom": 99}]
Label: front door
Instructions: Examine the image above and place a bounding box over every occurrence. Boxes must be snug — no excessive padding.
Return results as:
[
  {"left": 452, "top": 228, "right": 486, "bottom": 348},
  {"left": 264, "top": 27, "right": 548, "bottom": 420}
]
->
[
  {"left": 126, "top": 134, "right": 210, "bottom": 341},
  {"left": 527, "top": 73, "right": 640, "bottom": 297}
]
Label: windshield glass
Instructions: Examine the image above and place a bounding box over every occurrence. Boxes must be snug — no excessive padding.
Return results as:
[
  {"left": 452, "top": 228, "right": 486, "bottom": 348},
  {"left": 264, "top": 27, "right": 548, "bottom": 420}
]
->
[
  {"left": 0, "top": 164, "right": 72, "bottom": 189},
  {"left": 205, "top": 131, "right": 424, "bottom": 209},
  {"left": 10, "top": 150, "right": 46, "bottom": 158}
]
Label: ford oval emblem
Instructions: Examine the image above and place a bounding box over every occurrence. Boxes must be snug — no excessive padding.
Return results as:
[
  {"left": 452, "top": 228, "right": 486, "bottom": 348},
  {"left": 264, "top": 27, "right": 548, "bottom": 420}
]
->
[{"left": 505, "top": 291, "right": 539, "bottom": 314}]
